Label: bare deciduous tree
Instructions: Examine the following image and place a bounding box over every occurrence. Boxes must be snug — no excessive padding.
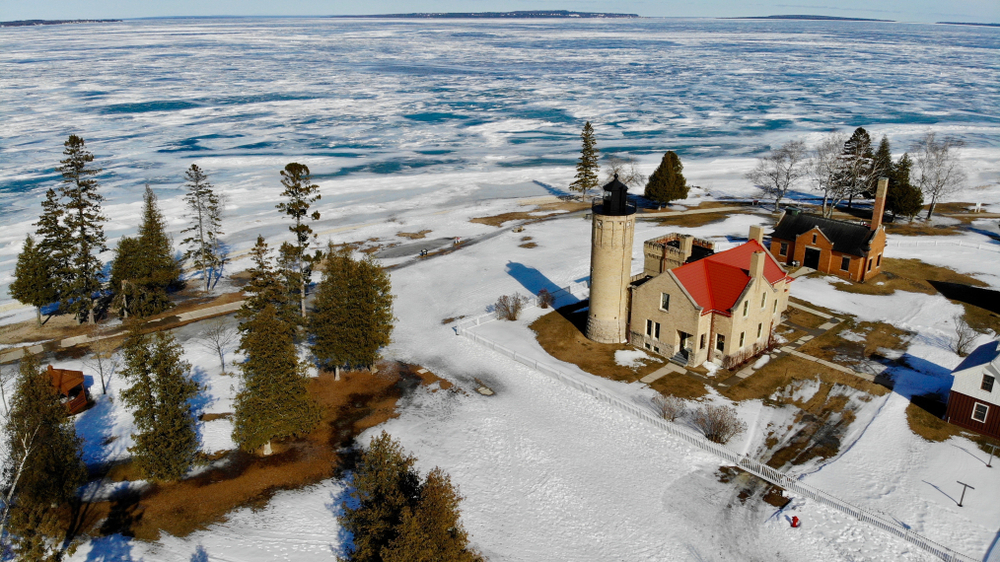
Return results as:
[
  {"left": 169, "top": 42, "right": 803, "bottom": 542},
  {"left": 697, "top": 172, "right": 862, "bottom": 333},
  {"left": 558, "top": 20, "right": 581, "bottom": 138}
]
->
[
  {"left": 83, "top": 334, "right": 121, "bottom": 395},
  {"left": 912, "top": 132, "right": 966, "bottom": 219},
  {"left": 495, "top": 293, "right": 527, "bottom": 321},
  {"left": 652, "top": 394, "right": 685, "bottom": 422},
  {"left": 810, "top": 131, "right": 848, "bottom": 217},
  {"left": 197, "top": 317, "right": 239, "bottom": 375},
  {"left": 537, "top": 289, "right": 555, "bottom": 309},
  {"left": 602, "top": 154, "right": 646, "bottom": 189},
  {"left": 0, "top": 424, "right": 41, "bottom": 546},
  {"left": 953, "top": 314, "right": 978, "bottom": 357},
  {"left": 744, "top": 139, "right": 808, "bottom": 209},
  {"left": 693, "top": 404, "right": 747, "bottom": 444},
  {"left": 0, "top": 365, "right": 13, "bottom": 417}
]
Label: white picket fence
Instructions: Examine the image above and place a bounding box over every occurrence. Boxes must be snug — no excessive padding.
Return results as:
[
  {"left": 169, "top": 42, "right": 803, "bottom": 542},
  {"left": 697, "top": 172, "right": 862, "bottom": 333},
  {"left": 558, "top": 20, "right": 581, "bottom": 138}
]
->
[
  {"left": 454, "top": 296, "right": 981, "bottom": 562},
  {"left": 889, "top": 239, "right": 1000, "bottom": 254}
]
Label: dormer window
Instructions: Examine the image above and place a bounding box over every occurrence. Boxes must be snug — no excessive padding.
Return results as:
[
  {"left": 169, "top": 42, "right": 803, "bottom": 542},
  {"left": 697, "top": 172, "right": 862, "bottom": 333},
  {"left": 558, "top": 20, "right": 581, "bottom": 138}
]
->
[
  {"left": 812, "top": 233, "right": 817, "bottom": 244},
  {"left": 983, "top": 375, "right": 995, "bottom": 393}
]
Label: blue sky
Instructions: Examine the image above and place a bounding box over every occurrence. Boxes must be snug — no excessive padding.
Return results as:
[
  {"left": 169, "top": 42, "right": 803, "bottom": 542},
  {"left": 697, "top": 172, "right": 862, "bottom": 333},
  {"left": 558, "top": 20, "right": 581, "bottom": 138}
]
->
[{"left": 2, "top": 1, "right": 998, "bottom": 23}]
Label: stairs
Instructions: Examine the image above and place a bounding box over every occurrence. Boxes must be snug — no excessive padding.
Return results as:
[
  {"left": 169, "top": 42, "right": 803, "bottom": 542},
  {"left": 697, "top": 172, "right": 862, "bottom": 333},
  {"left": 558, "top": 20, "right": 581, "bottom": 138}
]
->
[{"left": 668, "top": 351, "right": 688, "bottom": 367}]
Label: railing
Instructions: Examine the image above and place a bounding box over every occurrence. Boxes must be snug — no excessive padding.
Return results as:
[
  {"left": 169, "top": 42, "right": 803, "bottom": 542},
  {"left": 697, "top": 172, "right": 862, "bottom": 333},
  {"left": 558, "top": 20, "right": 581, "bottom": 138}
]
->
[{"left": 455, "top": 303, "right": 980, "bottom": 562}]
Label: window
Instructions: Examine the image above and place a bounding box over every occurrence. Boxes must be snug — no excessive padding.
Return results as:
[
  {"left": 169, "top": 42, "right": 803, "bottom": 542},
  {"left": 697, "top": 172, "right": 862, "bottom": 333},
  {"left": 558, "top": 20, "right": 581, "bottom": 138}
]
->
[
  {"left": 812, "top": 233, "right": 817, "bottom": 243},
  {"left": 876, "top": 254, "right": 882, "bottom": 267},
  {"left": 660, "top": 292, "right": 670, "bottom": 311},
  {"left": 742, "top": 301, "right": 749, "bottom": 317},
  {"left": 644, "top": 343, "right": 651, "bottom": 350},
  {"left": 739, "top": 332, "right": 746, "bottom": 347},
  {"left": 654, "top": 322, "right": 660, "bottom": 340},
  {"left": 841, "top": 256, "right": 851, "bottom": 271},
  {"left": 773, "top": 300, "right": 778, "bottom": 313},
  {"left": 867, "top": 259, "right": 873, "bottom": 272},
  {"left": 779, "top": 242, "right": 788, "bottom": 256},
  {"left": 653, "top": 346, "right": 660, "bottom": 353},
  {"left": 983, "top": 375, "right": 995, "bottom": 393},
  {"left": 646, "top": 319, "right": 653, "bottom": 336},
  {"left": 700, "top": 334, "right": 706, "bottom": 349},
  {"left": 973, "top": 403, "right": 989, "bottom": 423},
  {"left": 757, "top": 323, "right": 763, "bottom": 338},
  {"left": 716, "top": 334, "right": 725, "bottom": 353},
  {"left": 760, "top": 293, "right": 767, "bottom": 308}
]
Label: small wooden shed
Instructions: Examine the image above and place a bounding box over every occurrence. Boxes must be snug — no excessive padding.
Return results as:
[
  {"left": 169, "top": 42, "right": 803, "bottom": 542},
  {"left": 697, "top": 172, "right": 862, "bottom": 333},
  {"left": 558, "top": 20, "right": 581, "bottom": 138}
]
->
[{"left": 47, "top": 365, "right": 89, "bottom": 415}]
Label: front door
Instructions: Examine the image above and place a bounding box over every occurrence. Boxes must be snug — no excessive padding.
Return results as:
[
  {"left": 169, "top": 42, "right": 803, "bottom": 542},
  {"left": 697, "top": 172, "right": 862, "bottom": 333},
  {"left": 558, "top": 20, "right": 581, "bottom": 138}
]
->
[
  {"left": 678, "top": 332, "right": 691, "bottom": 358},
  {"left": 804, "top": 247, "right": 820, "bottom": 269}
]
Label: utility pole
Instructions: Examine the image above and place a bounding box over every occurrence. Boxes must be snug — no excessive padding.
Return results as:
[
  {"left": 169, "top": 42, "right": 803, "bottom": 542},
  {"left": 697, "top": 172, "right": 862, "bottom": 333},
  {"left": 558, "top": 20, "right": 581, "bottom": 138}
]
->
[{"left": 957, "top": 481, "right": 975, "bottom": 507}]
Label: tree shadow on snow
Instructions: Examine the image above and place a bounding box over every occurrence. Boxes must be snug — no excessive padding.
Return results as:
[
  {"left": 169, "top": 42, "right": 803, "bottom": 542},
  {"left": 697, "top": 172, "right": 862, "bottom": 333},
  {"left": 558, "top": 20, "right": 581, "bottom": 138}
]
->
[
  {"left": 504, "top": 262, "right": 580, "bottom": 307},
  {"left": 324, "top": 483, "right": 355, "bottom": 559},
  {"left": 85, "top": 534, "right": 141, "bottom": 562},
  {"left": 190, "top": 545, "right": 209, "bottom": 562}
]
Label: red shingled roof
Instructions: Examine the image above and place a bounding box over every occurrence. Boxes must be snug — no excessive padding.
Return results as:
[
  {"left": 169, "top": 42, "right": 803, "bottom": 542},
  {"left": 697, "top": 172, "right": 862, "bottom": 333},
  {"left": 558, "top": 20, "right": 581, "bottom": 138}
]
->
[{"left": 671, "top": 239, "right": 789, "bottom": 314}]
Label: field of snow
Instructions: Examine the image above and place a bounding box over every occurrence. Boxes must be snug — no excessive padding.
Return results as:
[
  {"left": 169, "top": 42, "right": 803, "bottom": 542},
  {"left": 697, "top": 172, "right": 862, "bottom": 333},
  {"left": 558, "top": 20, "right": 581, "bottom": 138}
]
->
[{"left": 1, "top": 16, "right": 999, "bottom": 562}]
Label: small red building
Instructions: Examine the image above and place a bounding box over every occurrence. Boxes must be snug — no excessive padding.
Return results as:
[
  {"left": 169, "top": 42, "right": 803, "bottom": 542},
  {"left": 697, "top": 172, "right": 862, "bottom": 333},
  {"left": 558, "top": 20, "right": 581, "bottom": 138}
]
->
[
  {"left": 47, "top": 365, "right": 89, "bottom": 415},
  {"left": 946, "top": 340, "right": 1000, "bottom": 439},
  {"left": 769, "top": 179, "right": 888, "bottom": 283}
]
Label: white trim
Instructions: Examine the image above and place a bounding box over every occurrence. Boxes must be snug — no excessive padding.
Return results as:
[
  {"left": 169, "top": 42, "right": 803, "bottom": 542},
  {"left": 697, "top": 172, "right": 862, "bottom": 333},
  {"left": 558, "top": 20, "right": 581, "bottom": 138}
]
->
[{"left": 972, "top": 402, "right": 989, "bottom": 423}]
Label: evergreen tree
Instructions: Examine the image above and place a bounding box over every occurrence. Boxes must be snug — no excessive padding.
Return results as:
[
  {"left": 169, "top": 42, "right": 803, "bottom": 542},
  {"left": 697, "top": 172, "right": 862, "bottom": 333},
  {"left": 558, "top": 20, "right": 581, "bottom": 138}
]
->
[
  {"left": 110, "top": 187, "right": 180, "bottom": 318},
  {"left": 57, "top": 135, "right": 107, "bottom": 324},
  {"left": 341, "top": 432, "right": 482, "bottom": 562},
  {"left": 382, "top": 468, "right": 484, "bottom": 562},
  {"left": 340, "top": 432, "right": 422, "bottom": 562},
  {"left": 9, "top": 235, "right": 59, "bottom": 326},
  {"left": 569, "top": 121, "right": 599, "bottom": 199},
  {"left": 2, "top": 352, "right": 87, "bottom": 561},
  {"left": 644, "top": 151, "right": 689, "bottom": 204},
  {"left": 832, "top": 127, "right": 875, "bottom": 209},
  {"left": 233, "top": 303, "right": 319, "bottom": 454},
  {"left": 33, "top": 188, "right": 72, "bottom": 311},
  {"left": 238, "top": 236, "right": 295, "bottom": 324},
  {"left": 120, "top": 329, "right": 199, "bottom": 481},
  {"left": 886, "top": 153, "right": 924, "bottom": 221},
  {"left": 181, "top": 164, "right": 225, "bottom": 291},
  {"left": 276, "top": 162, "right": 322, "bottom": 318},
  {"left": 310, "top": 244, "right": 394, "bottom": 375},
  {"left": 867, "top": 135, "right": 893, "bottom": 198}
]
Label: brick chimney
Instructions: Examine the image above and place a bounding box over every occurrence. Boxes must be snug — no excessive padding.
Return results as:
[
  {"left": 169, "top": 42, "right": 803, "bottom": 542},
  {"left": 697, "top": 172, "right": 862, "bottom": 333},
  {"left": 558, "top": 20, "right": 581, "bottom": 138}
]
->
[
  {"left": 749, "top": 225, "right": 764, "bottom": 245},
  {"left": 871, "top": 177, "right": 888, "bottom": 232},
  {"left": 750, "top": 251, "right": 766, "bottom": 279}
]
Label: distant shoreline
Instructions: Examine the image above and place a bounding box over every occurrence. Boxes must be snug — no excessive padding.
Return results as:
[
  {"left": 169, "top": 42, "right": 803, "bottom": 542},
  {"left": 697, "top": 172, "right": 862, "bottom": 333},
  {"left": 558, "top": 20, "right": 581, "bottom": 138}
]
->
[
  {"left": 937, "top": 21, "right": 1000, "bottom": 28},
  {"left": 336, "top": 11, "right": 640, "bottom": 19},
  {"left": 1, "top": 19, "right": 122, "bottom": 28},
  {"left": 722, "top": 15, "right": 893, "bottom": 22}
]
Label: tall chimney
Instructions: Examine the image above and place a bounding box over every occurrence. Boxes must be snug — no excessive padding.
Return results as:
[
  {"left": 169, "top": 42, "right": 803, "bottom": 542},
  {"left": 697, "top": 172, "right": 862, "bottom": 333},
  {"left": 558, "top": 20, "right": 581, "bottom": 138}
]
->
[
  {"left": 679, "top": 235, "right": 694, "bottom": 262},
  {"left": 749, "top": 225, "right": 764, "bottom": 245},
  {"left": 871, "top": 177, "right": 888, "bottom": 232},
  {"left": 750, "top": 251, "right": 766, "bottom": 279}
]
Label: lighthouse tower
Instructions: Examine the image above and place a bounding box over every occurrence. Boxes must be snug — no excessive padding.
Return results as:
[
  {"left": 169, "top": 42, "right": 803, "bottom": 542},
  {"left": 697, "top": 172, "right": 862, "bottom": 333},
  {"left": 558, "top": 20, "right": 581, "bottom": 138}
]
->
[{"left": 586, "top": 175, "right": 636, "bottom": 343}]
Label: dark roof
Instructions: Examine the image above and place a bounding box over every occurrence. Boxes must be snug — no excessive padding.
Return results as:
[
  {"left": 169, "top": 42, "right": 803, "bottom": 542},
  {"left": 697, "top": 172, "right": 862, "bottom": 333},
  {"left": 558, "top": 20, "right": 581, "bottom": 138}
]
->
[
  {"left": 664, "top": 239, "right": 715, "bottom": 263},
  {"left": 770, "top": 212, "right": 876, "bottom": 256}
]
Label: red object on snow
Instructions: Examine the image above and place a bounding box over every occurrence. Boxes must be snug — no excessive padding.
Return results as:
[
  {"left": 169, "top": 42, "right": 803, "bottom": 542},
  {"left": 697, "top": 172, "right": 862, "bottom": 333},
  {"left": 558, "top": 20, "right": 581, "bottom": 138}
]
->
[{"left": 791, "top": 516, "right": 800, "bottom": 528}]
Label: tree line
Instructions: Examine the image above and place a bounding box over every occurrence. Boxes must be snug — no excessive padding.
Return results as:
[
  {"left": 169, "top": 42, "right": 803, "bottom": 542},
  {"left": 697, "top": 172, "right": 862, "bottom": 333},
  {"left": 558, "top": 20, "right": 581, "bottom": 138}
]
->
[{"left": 745, "top": 128, "right": 965, "bottom": 220}]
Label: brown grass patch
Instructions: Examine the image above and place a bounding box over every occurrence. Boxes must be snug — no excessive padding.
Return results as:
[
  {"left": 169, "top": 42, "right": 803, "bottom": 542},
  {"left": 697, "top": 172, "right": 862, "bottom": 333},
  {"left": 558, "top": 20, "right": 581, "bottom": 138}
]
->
[
  {"left": 721, "top": 354, "right": 888, "bottom": 403},
  {"left": 652, "top": 211, "right": 737, "bottom": 229},
  {"left": 519, "top": 242, "right": 538, "bottom": 249},
  {"left": 648, "top": 371, "right": 710, "bottom": 400},
  {"left": 834, "top": 258, "right": 988, "bottom": 297},
  {"left": 470, "top": 200, "right": 588, "bottom": 227},
  {"left": 784, "top": 307, "right": 827, "bottom": 330},
  {"left": 906, "top": 396, "right": 964, "bottom": 442},
  {"left": 786, "top": 298, "right": 837, "bottom": 318},
  {"left": 797, "top": 320, "right": 908, "bottom": 363},
  {"left": 75, "top": 363, "right": 436, "bottom": 541},
  {"left": 529, "top": 304, "right": 664, "bottom": 384},
  {"left": 397, "top": 230, "right": 431, "bottom": 240},
  {"left": 885, "top": 221, "right": 963, "bottom": 236}
]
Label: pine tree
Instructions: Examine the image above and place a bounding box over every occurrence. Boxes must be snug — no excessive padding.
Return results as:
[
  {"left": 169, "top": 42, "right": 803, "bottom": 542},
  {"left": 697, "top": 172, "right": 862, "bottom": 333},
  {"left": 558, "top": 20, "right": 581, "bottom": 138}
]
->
[
  {"left": 833, "top": 127, "right": 875, "bottom": 209},
  {"left": 2, "top": 351, "right": 87, "bottom": 561},
  {"left": 181, "top": 164, "right": 225, "bottom": 291},
  {"left": 276, "top": 163, "right": 322, "bottom": 318},
  {"left": 233, "top": 303, "right": 319, "bottom": 454},
  {"left": 867, "top": 135, "right": 893, "bottom": 198},
  {"left": 110, "top": 187, "right": 180, "bottom": 318},
  {"left": 569, "top": 121, "right": 599, "bottom": 199},
  {"left": 57, "top": 135, "right": 107, "bottom": 324},
  {"left": 644, "top": 151, "right": 689, "bottom": 204},
  {"left": 33, "top": 188, "right": 71, "bottom": 312},
  {"left": 886, "top": 153, "right": 924, "bottom": 221},
  {"left": 238, "top": 236, "right": 295, "bottom": 324},
  {"left": 120, "top": 329, "right": 199, "bottom": 481},
  {"left": 9, "top": 235, "right": 59, "bottom": 326},
  {"left": 340, "top": 432, "right": 422, "bottom": 562},
  {"left": 310, "top": 244, "right": 394, "bottom": 376},
  {"left": 382, "top": 468, "right": 485, "bottom": 562}
]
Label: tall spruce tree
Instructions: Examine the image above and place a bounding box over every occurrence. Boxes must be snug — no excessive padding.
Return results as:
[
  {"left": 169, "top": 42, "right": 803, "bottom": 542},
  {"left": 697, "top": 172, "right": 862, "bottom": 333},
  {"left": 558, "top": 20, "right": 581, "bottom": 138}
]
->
[
  {"left": 569, "top": 121, "right": 599, "bottom": 199},
  {"left": 341, "top": 432, "right": 482, "bottom": 562},
  {"left": 233, "top": 303, "right": 319, "bottom": 455},
  {"left": 33, "top": 188, "right": 71, "bottom": 313},
  {"left": 833, "top": 127, "right": 875, "bottom": 210},
  {"left": 644, "top": 151, "right": 689, "bottom": 204},
  {"left": 181, "top": 164, "right": 225, "bottom": 291},
  {"left": 309, "top": 244, "right": 394, "bottom": 378},
  {"left": 238, "top": 235, "right": 295, "bottom": 324},
  {"left": 2, "top": 352, "right": 87, "bottom": 561},
  {"left": 867, "top": 135, "right": 893, "bottom": 198},
  {"left": 9, "top": 235, "right": 59, "bottom": 326},
  {"left": 110, "top": 186, "right": 180, "bottom": 318},
  {"left": 886, "top": 153, "right": 923, "bottom": 221},
  {"left": 120, "top": 329, "right": 199, "bottom": 481},
  {"left": 58, "top": 135, "right": 107, "bottom": 324},
  {"left": 277, "top": 163, "right": 321, "bottom": 318}
]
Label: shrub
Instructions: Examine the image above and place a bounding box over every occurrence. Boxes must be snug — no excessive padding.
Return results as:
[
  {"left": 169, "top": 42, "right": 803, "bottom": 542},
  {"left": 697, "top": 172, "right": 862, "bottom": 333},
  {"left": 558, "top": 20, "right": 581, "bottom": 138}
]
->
[
  {"left": 537, "top": 289, "right": 555, "bottom": 309},
  {"left": 495, "top": 293, "right": 526, "bottom": 321},
  {"left": 693, "top": 404, "right": 747, "bottom": 444},
  {"left": 653, "top": 394, "right": 685, "bottom": 421},
  {"left": 953, "top": 314, "right": 978, "bottom": 357}
]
